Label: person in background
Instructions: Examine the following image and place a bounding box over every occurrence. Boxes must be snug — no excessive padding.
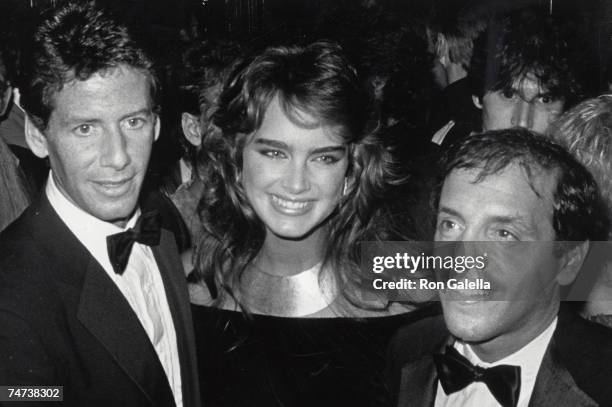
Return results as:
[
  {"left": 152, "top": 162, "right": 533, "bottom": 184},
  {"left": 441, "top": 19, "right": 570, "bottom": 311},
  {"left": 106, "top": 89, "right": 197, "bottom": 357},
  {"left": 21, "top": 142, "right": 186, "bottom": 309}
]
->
[
  {"left": 426, "top": 4, "right": 488, "bottom": 138},
  {"left": 162, "top": 40, "right": 243, "bottom": 246},
  {"left": 0, "top": 137, "right": 30, "bottom": 231},
  {"left": 189, "top": 41, "right": 430, "bottom": 407},
  {"left": 0, "top": 50, "right": 31, "bottom": 231},
  {"left": 0, "top": 2, "right": 200, "bottom": 406},
  {"left": 0, "top": 49, "right": 48, "bottom": 194},
  {"left": 432, "top": 8, "right": 590, "bottom": 148},
  {"left": 549, "top": 94, "right": 612, "bottom": 327},
  {"left": 0, "top": 51, "right": 12, "bottom": 118}
]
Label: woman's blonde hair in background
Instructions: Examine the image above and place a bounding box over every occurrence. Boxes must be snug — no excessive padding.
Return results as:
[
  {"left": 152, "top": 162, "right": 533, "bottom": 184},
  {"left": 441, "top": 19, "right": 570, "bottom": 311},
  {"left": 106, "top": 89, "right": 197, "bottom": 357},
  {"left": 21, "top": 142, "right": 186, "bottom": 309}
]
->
[{"left": 549, "top": 94, "right": 612, "bottom": 238}]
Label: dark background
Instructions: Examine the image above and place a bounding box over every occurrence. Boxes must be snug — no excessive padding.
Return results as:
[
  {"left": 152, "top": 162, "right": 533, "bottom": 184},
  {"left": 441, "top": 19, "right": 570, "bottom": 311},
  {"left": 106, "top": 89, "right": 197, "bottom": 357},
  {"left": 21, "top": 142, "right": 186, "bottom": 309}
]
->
[
  {"left": 2, "top": 0, "right": 610, "bottom": 178},
  {"left": 1, "top": 0, "right": 609, "bottom": 75}
]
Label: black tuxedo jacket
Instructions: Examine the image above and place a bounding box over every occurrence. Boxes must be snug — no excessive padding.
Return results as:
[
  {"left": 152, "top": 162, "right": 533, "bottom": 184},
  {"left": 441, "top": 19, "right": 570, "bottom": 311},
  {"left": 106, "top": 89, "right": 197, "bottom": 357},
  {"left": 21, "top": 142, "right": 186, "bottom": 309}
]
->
[
  {"left": 388, "top": 305, "right": 612, "bottom": 407},
  {"left": 0, "top": 194, "right": 201, "bottom": 407}
]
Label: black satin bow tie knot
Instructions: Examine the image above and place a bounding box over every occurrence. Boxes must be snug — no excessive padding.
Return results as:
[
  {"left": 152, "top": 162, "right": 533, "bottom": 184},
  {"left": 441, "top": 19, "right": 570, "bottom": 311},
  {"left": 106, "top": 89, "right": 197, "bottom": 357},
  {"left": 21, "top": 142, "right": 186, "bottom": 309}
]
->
[
  {"left": 434, "top": 345, "right": 521, "bottom": 407},
  {"left": 107, "top": 211, "right": 161, "bottom": 275}
]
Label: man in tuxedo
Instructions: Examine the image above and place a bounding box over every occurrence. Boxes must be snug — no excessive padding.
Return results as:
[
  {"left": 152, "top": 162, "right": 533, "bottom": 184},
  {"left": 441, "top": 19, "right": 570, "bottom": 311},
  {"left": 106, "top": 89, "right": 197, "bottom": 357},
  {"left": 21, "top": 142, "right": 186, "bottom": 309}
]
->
[
  {"left": 0, "top": 2, "right": 200, "bottom": 406},
  {"left": 390, "top": 128, "right": 612, "bottom": 406}
]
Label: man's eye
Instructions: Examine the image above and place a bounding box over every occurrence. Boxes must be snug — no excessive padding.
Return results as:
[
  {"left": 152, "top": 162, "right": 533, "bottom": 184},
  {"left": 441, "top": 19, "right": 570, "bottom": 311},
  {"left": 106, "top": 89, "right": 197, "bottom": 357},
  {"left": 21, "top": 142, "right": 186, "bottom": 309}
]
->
[
  {"left": 501, "top": 88, "right": 515, "bottom": 99},
  {"left": 539, "top": 95, "right": 552, "bottom": 104},
  {"left": 438, "top": 219, "right": 458, "bottom": 231},
  {"left": 74, "top": 124, "right": 92, "bottom": 136},
  {"left": 125, "top": 117, "right": 145, "bottom": 129},
  {"left": 494, "top": 229, "right": 518, "bottom": 241}
]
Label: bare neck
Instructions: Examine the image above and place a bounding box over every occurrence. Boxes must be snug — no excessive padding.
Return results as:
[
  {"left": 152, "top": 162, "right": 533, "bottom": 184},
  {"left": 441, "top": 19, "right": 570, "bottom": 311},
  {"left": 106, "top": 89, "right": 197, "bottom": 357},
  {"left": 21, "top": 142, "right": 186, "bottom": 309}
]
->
[
  {"left": 255, "top": 228, "right": 327, "bottom": 277},
  {"left": 445, "top": 63, "right": 467, "bottom": 86}
]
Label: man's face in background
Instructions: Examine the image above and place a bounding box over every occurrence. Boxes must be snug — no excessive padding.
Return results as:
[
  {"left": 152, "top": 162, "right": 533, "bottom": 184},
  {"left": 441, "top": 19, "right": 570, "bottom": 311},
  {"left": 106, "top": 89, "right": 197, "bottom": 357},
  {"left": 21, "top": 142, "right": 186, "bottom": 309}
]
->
[{"left": 476, "top": 74, "right": 565, "bottom": 134}]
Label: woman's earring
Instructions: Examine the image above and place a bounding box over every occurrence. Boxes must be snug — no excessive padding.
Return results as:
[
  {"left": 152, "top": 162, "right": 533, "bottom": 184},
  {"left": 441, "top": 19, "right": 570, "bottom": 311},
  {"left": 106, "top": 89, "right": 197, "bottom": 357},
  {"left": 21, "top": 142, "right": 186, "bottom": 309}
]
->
[{"left": 342, "top": 177, "right": 348, "bottom": 196}]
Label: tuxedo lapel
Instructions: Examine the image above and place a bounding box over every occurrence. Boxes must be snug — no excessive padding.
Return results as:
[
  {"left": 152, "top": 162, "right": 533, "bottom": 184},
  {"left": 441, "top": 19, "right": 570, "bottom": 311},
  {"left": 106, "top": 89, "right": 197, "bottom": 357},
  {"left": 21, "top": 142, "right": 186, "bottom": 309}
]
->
[
  {"left": 397, "top": 355, "right": 437, "bottom": 407},
  {"left": 529, "top": 338, "right": 597, "bottom": 407},
  {"left": 390, "top": 314, "right": 447, "bottom": 407},
  {"left": 77, "top": 257, "right": 175, "bottom": 406},
  {"left": 153, "top": 230, "right": 201, "bottom": 407}
]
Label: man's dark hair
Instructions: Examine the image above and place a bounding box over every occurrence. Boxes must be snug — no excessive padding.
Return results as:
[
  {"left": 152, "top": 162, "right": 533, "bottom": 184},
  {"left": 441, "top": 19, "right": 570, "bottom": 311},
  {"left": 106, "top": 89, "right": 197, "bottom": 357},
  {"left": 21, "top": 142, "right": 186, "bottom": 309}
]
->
[
  {"left": 175, "top": 39, "right": 243, "bottom": 165},
  {"left": 435, "top": 128, "right": 609, "bottom": 247},
  {"left": 468, "top": 8, "right": 587, "bottom": 109},
  {"left": 20, "top": 1, "right": 159, "bottom": 130}
]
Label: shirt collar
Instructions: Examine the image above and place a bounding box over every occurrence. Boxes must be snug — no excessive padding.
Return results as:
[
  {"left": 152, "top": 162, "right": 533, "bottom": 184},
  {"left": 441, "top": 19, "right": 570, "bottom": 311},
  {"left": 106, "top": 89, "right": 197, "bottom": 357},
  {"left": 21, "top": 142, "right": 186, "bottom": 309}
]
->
[
  {"left": 179, "top": 158, "right": 192, "bottom": 185},
  {"left": 13, "top": 88, "right": 24, "bottom": 113},
  {"left": 455, "top": 316, "right": 558, "bottom": 388}
]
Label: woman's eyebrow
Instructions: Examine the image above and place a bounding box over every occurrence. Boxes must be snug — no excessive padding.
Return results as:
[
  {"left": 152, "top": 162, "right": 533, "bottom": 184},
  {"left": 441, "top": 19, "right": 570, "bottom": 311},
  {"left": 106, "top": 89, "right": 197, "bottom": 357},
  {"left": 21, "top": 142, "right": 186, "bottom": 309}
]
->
[
  {"left": 253, "top": 138, "right": 288, "bottom": 149},
  {"left": 310, "top": 145, "right": 347, "bottom": 154}
]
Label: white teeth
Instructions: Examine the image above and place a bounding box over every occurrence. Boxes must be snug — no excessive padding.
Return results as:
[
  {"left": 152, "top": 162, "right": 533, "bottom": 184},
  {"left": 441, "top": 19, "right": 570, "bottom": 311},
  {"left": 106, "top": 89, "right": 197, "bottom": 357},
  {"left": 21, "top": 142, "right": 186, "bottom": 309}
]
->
[{"left": 272, "top": 195, "right": 308, "bottom": 209}]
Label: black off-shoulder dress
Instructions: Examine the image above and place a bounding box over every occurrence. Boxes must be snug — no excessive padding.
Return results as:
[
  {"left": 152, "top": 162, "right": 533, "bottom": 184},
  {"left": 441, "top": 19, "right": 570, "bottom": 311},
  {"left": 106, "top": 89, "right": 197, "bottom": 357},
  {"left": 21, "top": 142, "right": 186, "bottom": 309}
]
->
[{"left": 191, "top": 304, "right": 436, "bottom": 407}]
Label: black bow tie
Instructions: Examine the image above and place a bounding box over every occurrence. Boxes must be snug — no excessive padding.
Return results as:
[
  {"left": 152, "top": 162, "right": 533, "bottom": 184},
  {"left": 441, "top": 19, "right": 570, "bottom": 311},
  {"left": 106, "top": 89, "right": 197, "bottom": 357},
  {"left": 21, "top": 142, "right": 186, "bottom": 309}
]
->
[
  {"left": 434, "top": 345, "right": 521, "bottom": 407},
  {"left": 107, "top": 211, "right": 161, "bottom": 275}
]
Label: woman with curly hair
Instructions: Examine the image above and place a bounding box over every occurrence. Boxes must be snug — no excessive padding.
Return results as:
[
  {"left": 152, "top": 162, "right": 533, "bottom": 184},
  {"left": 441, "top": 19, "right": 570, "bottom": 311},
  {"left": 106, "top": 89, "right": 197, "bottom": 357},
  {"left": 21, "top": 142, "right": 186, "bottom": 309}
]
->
[{"left": 188, "top": 41, "right": 428, "bottom": 407}]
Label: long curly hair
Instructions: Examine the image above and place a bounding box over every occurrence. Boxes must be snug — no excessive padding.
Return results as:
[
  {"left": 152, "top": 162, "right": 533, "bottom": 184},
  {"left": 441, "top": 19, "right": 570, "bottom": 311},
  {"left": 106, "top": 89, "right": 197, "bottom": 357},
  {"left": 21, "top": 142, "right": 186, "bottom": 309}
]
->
[{"left": 193, "top": 41, "right": 401, "bottom": 309}]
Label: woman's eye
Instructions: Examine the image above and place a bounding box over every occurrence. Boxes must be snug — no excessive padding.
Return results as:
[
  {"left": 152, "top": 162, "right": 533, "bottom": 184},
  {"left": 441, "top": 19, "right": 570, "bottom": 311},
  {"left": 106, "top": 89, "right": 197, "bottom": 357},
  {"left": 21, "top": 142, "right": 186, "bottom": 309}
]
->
[
  {"left": 315, "top": 155, "right": 339, "bottom": 164},
  {"left": 262, "top": 150, "right": 285, "bottom": 159}
]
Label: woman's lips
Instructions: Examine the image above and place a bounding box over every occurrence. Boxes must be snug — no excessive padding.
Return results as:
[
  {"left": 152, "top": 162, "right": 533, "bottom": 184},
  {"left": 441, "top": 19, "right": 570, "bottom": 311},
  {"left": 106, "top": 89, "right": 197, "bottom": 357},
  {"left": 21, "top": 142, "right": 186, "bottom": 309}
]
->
[{"left": 270, "top": 194, "right": 313, "bottom": 215}]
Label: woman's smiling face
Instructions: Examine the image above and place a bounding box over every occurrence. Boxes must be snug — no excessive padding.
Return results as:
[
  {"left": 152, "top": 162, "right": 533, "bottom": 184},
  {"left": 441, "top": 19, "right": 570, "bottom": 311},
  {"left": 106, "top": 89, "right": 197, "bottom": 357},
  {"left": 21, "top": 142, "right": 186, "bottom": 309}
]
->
[{"left": 241, "top": 96, "right": 348, "bottom": 240}]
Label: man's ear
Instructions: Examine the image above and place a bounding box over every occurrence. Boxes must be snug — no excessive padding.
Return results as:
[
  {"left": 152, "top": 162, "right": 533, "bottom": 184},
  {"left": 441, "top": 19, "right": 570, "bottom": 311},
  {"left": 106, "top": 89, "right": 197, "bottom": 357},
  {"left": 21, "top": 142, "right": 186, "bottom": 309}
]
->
[
  {"left": 556, "top": 241, "right": 590, "bottom": 286},
  {"left": 0, "top": 84, "right": 13, "bottom": 117},
  {"left": 436, "top": 33, "right": 449, "bottom": 67},
  {"left": 154, "top": 114, "right": 161, "bottom": 142},
  {"left": 24, "top": 115, "right": 49, "bottom": 159},
  {"left": 181, "top": 112, "right": 202, "bottom": 147},
  {"left": 472, "top": 95, "right": 483, "bottom": 110}
]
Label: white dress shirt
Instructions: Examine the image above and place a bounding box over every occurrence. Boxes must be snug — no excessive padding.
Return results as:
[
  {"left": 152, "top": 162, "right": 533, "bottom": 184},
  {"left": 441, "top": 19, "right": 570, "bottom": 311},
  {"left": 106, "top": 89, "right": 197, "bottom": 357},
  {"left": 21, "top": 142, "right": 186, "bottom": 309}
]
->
[
  {"left": 179, "top": 158, "right": 192, "bottom": 185},
  {"left": 46, "top": 174, "right": 183, "bottom": 407},
  {"left": 434, "top": 317, "right": 558, "bottom": 407}
]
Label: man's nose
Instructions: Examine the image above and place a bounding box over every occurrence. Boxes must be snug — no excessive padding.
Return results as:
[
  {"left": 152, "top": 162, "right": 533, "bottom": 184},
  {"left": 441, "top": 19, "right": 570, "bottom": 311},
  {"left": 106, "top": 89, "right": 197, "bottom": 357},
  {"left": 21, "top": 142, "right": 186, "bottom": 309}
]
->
[
  {"left": 101, "top": 127, "right": 131, "bottom": 170},
  {"left": 512, "top": 99, "right": 534, "bottom": 130}
]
